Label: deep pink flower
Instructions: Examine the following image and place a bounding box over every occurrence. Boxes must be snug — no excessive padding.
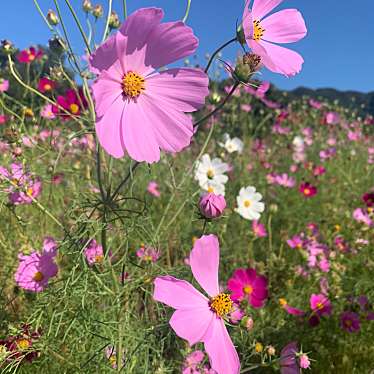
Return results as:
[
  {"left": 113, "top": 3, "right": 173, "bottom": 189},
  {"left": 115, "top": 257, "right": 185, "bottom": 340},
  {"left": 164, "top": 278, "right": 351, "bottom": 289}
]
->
[
  {"left": 153, "top": 235, "right": 240, "bottom": 374},
  {"left": 242, "top": 0, "right": 307, "bottom": 76},
  {"left": 227, "top": 268, "right": 268, "bottom": 308},
  {"left": 362, "top": 192, "right": 374, "bottom": 207},
  {"left": 84, "top": 239, "right": 104, "bottom": 266},
  {"left": 38, "top": 77, "right": 56, "bottom": 93},
  {"left": 313, "top": 165, "right": 326, "bottom": 177},
  {"left": 280, "top": 299, "right": 305, "bottom": 316},
  {"left": 90, "top": 8, "right": 209, "bottom": 163},
  {"left": 299, "top": 182, "right": 317, "bottom": 198},
  {"left": 52, "top": 89, "right": 87, "bottom": 119},
  {"left": 310, "top": 293, "right": 332, "bottom": 316},
  {"left": 340, "top": 311, "right": 360, "bottom": 333},
  {"left": 0, "top": 114, "right": 7, "bottom": 125},
  {"left": 15, "top": 243, "right": 58, "bottom": 292},
  {"left": 17, "top": 47, "right": 43, "bottom": 64},
  {"left": 147, "top": 181, "right": 161, "bottom": 197},
  {"left": 0, "top": 78, "right": 9, "bottom": 92},
  {"left": 252, "top": 220, "right": 267, "bottom": 237},
  {"left": 199, "top": 193, "right": 226, "bottom": 219}
]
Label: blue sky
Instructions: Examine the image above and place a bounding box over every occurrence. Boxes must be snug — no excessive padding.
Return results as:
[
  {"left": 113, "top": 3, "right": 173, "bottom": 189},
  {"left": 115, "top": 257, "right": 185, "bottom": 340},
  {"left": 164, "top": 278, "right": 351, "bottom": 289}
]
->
[{"left": 2, "top": 0, "right": 374, "bottom": 92}]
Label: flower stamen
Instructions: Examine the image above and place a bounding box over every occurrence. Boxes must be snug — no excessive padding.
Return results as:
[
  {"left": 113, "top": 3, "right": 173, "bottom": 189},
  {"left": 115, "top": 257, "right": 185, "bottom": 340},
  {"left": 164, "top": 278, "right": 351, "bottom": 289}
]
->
[
  {"left": 253, "top": 20, "right": 265, "bottom": 41},
  {"left": 122, "top": 72, "right": 145, "bottom": 98},
  {"left": 210, "top": 293, "right": 233, "bottom": 317}
]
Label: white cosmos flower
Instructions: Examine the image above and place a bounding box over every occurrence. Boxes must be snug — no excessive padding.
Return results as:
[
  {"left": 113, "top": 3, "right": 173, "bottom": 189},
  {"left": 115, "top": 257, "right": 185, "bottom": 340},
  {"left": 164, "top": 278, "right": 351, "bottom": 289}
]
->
[
  {"left": 219, "top": 133, "right": 244, "bottom": 154},
  {"left": 235, "top": 186, "right": 265, "bottom": 220},
  {"left": 195, "top": 154, "right": 229, "bottom": 195}
]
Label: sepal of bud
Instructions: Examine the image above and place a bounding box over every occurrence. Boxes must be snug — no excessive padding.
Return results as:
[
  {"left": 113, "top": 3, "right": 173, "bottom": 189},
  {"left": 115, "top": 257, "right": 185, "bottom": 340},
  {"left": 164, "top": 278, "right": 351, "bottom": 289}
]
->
[
  {"left": 92, "top": 4, "right": 104, "bottom": 18},
  {"left": 47, "top": 10, "right": 59, "bottom": 25}
]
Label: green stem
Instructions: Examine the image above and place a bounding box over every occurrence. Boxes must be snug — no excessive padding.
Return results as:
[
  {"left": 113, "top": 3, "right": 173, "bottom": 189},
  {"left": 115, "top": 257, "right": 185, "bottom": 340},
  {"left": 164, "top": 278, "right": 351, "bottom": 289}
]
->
[
  {"left": 205, "top": 37, "right": 237, "bottom": 73},
  {"left": 33, "top": 0, "right": 54, "bottom": 31},
  {"left": 182, "top": 0, "right": 191, "bottom": 23},
  {"left": 102, "top": 0, "right": 113, "bottom": 43},
  {"left": 64, "top": 0, "right": 92, "bottom": 54},
  {"left": 122, "top": 0, "right": 127, "bottom": 19}
]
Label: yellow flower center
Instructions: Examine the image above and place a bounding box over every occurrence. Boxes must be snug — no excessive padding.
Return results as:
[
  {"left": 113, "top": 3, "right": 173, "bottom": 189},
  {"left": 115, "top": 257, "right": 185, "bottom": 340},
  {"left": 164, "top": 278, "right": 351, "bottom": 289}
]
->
[
  {"left": 344, "top": 319, "right": 352, "bottom": 327},
  {"left": 303, "top": 188, "right": 311, "bottom": 195},
  {"left": 94, "top": 255, "right": 104, "bottom": 263},
  {"left": 33, "top": 271, "right": 44, "bottom": 282},
  {"left": 69, "top": 103, "right": 79, "bottom": 114},
  {"left": 24, "top": 108, "right": 34, "bottom": 117},
  {"left": 255, "top": 342, "right": 263, "bottom": 353},
  {"left": 253, "top": 20, "right": 265, "bottom": 41},
  {"left": 244, "top": 200, "right": 251, "bottom": 208},
  {"left": 279, "top": 298, "right": 288, "bottom": 306},
  {"left": 316, "top": 302, "right": 324, "bottom": 310},
  {"left": 210, "top": 293, "right": 233, "bottom": 317},
  {"left": 28, "top": 53, "right": 36, "bottom": 61},
  {"left": 26, "top": 187, "right": 33, "bottom": 197},
  {"left": 207, "top": 169, "right": 215, "bottom": 179},
  {"left": 207, "top": 186, "right": 214, "bottom": 193},
  {"left": 16, "top": 339, "right": 30, "bottom": 350},
  {"left": 243, "top": 285, "right": 253, "bottom": 294},
  {"left": 44, "top": 83, "right": 52, "bottom": 91},
  {"left": 122, "top": 72, "right": 145, "bottom": 98},
  {"left": 109, "top": 355, "right": 117, "bottom": 366}
]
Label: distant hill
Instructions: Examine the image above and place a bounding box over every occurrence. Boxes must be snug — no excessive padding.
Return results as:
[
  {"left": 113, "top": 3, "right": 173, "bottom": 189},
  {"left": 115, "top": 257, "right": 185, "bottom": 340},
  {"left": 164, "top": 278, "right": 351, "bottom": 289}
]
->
[{"left": 283, "top": 87, "right": 374, "bottom": 116}]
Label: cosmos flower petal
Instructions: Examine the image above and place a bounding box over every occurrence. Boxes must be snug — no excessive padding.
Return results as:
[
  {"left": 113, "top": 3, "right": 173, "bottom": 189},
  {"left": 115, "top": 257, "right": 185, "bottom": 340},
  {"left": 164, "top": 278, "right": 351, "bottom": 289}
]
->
[
  {"left": 121, "top": 99, "right": 160, "bottom": 163},
  {"left": 204, "top": 318, "right": 240, "bottom": 374},
  {"left": 252, "top": 0, "right": 284, "bottom": 20},
  {"left": 257, "top": 40, "right": 304, "bottom": 77},
  {"left": 189, "top": 235, "right": 220, "bottom": 297},
  {"left": 261, "top": 9, "right": 307, "bottom": 43},
  {"left": 89, "top": 33, "right": 117, "bottom": 74},
  {"left": 95, "top": 97, "right": 126, "bottom": 158},
  {"left": 153, "top": 276, "right": 209, "bottom": 310},
  {"left": 145, "top": 68, "right": 209, "bottom": 112},
  {"left": 170, "top": 307, "right": 214, "bottom": 346}
]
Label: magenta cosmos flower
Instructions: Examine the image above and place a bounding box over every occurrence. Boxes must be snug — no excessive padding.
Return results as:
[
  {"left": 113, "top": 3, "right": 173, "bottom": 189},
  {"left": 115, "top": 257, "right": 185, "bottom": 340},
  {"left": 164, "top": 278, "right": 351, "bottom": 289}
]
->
[
  {"left": 242, "top": 0, "right": 307, "bottom": 76},
  {"left": 38, "top": 77, "right": 56, "bottom": 93},
  {"left": 52, "top": 89, "right": 87, "bottom": 119},
  {"left": 310, "top": 293, "right": 332, "bottom": 316},
  {"left": 227, "top": 268, "right": 268, "bottom": 308},
  {"left": 84, "top": 239, "right": 104, "bottom": 266},
  {"left": 90, "top": 7, "right": 209, "bottom": 163},
  {"left": 153, "top": 235, "right": 240, "bottom": 374},
  {"left": 17, "top": 47, "right": 43, "bottom": 64},
  {"left": 15, "top": 239, "right": 58, "bottom": 292},
  {"left": 340, "top": 311, "right": 360, "bottom": 333}
]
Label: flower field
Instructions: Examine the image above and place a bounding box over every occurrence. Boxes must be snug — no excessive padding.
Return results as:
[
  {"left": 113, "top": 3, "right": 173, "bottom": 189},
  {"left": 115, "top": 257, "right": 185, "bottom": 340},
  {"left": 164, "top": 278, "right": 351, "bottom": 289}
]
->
[{"left": 0, "top": 1, "right": 373, "bottom": 373}]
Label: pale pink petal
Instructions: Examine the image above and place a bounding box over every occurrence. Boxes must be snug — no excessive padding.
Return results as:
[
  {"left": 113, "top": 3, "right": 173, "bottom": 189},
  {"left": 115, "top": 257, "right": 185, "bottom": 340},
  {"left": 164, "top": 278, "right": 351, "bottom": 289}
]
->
[
  {"left": 91, "top": 70, "right": 123, "bottom": 118},
  {"left": 204, "top": 318, "right": 240, "bottom": 374},
  {"left": 189, "top": 235, "right": 220, "bottom": 297},
  {"left": 89, "top": 33, "right": 117, "bottom": 74},
  {"left": 170, "top": 308, "right": 214, "bottom": 346},
  {"left": 95, "top": 96, "right": 126, "bottom": 158},
  {"left": 257, "top": 40, "right": 304, "bottom": 76},
  {"left": 153, "top": 276, "right": 209, "bottom": 309},
  {"left": 145, "top": 68, "right": 209, "bottom": 112},
  {"left": 243, "top": 0, "right": 253, "bottom": 42},
  {"left": 252, "top": 0, "right": 284, "bottom": 20},
  {"left": 262, "top": 9, "right": 307, "bottom": 43},
  {"left": 140, "top": 93, "right": 193, "bottom": 153},
  {"left": 121, "top": 98, "right": 160, "bottom": 163},
  {"left": 248, "top": 40, "right": 278, "bottom": 72}
]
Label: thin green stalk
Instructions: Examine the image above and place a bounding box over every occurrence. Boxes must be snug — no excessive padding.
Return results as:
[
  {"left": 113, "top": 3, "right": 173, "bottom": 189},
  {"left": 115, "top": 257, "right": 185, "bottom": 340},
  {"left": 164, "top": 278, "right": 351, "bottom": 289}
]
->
[
  {"left": 64, "top": 0, "right": 92, "bottom": 54},
  {"left": 102, "top": 0, "right": 113, "bottom": 43},
  {"left": 122, "top": 0, "right": 128, "bottom": 19},
  {"left": 182, "top": 0, "right": 192, "bottom": 23},
  {"left": 33, "top": 0, "right": 54, "bottom": 31},
  {"left": 205, "top": 37, "right": 237, "bottom": 73}
]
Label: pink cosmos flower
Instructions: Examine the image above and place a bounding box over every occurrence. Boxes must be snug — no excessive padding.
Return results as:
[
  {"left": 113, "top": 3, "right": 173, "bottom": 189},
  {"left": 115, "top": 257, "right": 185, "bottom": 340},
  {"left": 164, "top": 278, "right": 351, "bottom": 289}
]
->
[
  {"left": 299, "top": 354, "right": 311, "bottom": 369},
  {"left": 353, "top": 208, "right": 373, "bottom": 227},
  {"left": 52, "top": 89, "right": 87, "bottom": 119},
  {"left": 199, "top": 193, "right": 226, "bottom": 219},
  {"left": 90, "top": 8, "right": 209, "bottom": 163},
  {"left": 325, "top": 112, "right": 340, "bottom": 125},
  {"left": 287, "top": 235, "right": 304, "bottom": 249},
  {"left": 313, "top": 165, "right": 326, "bottom": 177},
  {"left": 136, "top": 245, "right": 160, "bottom": 262},
  {"left": 241, "top": 104, "right": 252, "bottom": 112},
  {"left": 310, "top": 293, "right": 332, "bottom": 316},
  {"left": 153, "top": 235, "right": 240, "bottom": 374},
  {"left": 0, "top": 78, "right": 9, "bottom": 92},
  {"left": 15, "top": 241, "right": 58, "bottom": 292},
  {"left": 252, "top": 220, "right": 267, "bottom": 237},
  {"left": 340, "top": 311, "right": 360, "bottom": 333},
  {"left": 242, "top": 0, "right": 307, "bottom": 76},
  {"left": 244, "top": 81, "right": 280, "bottom": 108},
  {"left": 0, "top": 114, "right": 7, "bottom": 125},
  {"left": 17, "top": 47, "right": 43, "bottom": 64},
  {"left": 0, "top": 163, "right": 42, "bottom": 205},
  {"left": 275, "top": 173, "right": 295, "bottom": 188},
  {"left": 147, "top": 181, "right": 160, "bottom": 197},
  {"left": 40, "top": 104, "right": 56, "bottom": 119},
  {"left": 227, "top": 268, "right": 268, "bottom": 308},
  {"left": 84, "top": 239, "right": 104, "bottom": 266},
  {"left": 309, "top": 99, "right": 322, "bottom": 109},
  {"left": 38, "top": 77, "right": 56, "bottom": 93}
]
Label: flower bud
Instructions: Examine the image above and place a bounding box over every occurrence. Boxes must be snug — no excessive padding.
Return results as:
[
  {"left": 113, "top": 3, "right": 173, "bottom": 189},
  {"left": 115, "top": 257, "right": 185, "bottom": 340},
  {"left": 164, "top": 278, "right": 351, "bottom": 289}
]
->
[
  {"left": 92, "top": 4, "right": 104, "bottom": 18},
  {"left": 199, "top": 192, "right": 226, "bottom": 219},
  {"left": 109, "top": 11, "right": 120, "bottom": 30},
  {"left": 47, "top": 9, "right": 59, "bottom": 25},
  {"left": 1, "top": 40, "right": 14, "bottom": 54},
  {"left": 267, "top": 346, "right": 276, "bottom": 356},
  {"left": 82, "top": 0, "right": 93, "bottom": 12}
]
